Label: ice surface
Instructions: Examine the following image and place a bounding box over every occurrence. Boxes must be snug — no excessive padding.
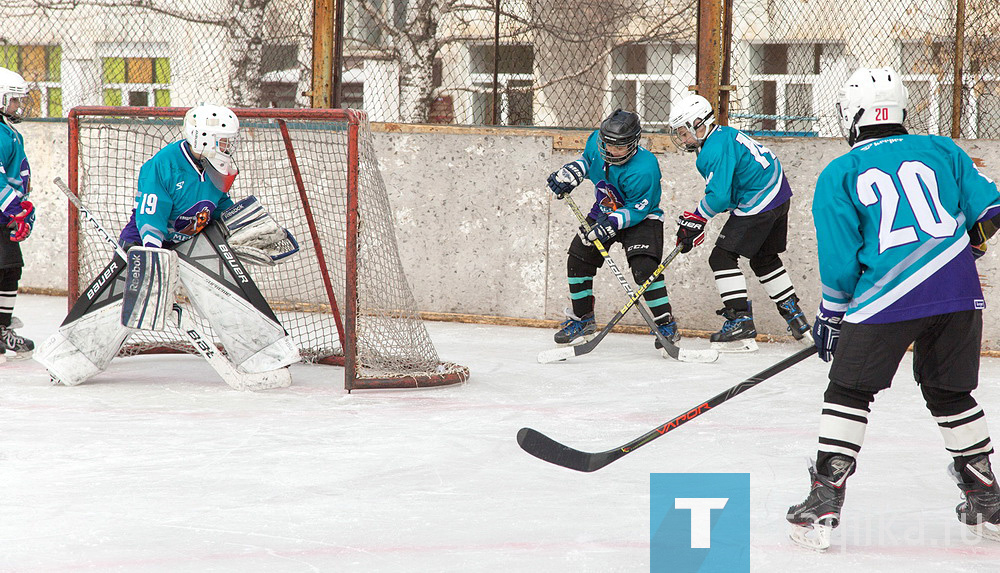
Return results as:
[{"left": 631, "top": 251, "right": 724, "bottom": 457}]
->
[{"left": 2, "top": 294, "right": 999, "bottom": 571}]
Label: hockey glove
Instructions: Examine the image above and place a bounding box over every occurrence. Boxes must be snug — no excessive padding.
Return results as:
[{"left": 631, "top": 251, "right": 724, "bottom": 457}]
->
[
  {"left": 581, "top": 214, "right": 617, "bottom": 244},
  {"left": 969, "top": 211, "right": 1000, "bottom": 260},
  {"left": 813, "top": 305, "right": 844, "bottom": 363},
  {"left": 676, "top": 210, "right": 707, "bottom": 253},
  {"left": 547, "top": 159, "right": 587, "bottom": 199},
  {"left": 6, "top": 200, "right": 34, "bottom": 242}
]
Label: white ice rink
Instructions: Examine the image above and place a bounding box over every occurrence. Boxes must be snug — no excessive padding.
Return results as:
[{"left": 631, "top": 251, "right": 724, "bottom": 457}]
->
[{"left": 3, "top": 294, "right": 1000, "bottom": 572}]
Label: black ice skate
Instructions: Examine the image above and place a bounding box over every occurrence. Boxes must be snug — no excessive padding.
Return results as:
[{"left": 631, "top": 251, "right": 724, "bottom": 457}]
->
[
  {"left": 710, "top": 305, "right": 757, "bottom": 352},
  {"left": 652, "top": 314, "right": 681, "bottom": 350},
  {"left": 787, "top": 455, "right": 856, "bottom": 551},
  {"left": 553, "top": 310, "right": 597, "bottom": 346},
  {"left": 949, "top": 455, "right": 1000, "bottom": 542},
  {"left": 0, "top": 321, "right": 34, "bottom": 360},
  {"left": 777, "top": 295, "right": 812, "bottom": 345}
]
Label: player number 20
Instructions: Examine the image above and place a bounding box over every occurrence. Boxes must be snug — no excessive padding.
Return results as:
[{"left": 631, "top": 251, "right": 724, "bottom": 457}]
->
[
  {"left": 139, "top": 193, "right": 157, "bottom": 215},
  {"left": 856, "top": 161, "right": 957, "bottom": 254}
]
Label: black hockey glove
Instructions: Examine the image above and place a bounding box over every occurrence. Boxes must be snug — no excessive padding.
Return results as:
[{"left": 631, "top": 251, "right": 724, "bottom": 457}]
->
[
  {"left": 581, "top": 214, "right": 617, "bottom": 244},
  {"left": 675, "top": 210, "right": 707, "bottom": 253},
  {"left": 813, "top": 305, "right": 844, "bottom": 362},
  {"left": 547, "top": 159, "right": 587, "bottom": 199}
]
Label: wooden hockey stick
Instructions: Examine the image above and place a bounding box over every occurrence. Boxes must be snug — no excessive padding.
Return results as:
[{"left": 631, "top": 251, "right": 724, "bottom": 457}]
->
[
  {"left": 54, "top": 177, "right": 290, "bottom": 391},
  {"left": 559, "top": 195, "right": 718, "bottom": 363}
]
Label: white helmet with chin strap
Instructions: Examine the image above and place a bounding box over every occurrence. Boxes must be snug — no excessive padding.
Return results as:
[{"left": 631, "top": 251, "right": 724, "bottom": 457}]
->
[
  {"left": 668, "top": 94, "right": 716, "bottom": 152},
  {"left": 184, "top": 104, "right": 240, "bottom": 175},
  {"left": 0, "top": 67, "right": 29, "bottom": 124},
  {"left": 837, "top": 67, "right": 908, "bottom": 146}
]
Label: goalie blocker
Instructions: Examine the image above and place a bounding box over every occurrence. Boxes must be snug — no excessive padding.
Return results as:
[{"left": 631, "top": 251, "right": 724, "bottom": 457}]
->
[
  {"left": 35, "top": 221, "right": 299, "bottom": 387},
  {"left": 221, "top": 195, "right": 299, "bottom": 266}
]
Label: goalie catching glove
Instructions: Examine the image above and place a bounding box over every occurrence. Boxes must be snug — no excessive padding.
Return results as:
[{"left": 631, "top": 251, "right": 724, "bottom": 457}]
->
[{"left": 220, "top": 195, "right": 299, "bottom": 266}]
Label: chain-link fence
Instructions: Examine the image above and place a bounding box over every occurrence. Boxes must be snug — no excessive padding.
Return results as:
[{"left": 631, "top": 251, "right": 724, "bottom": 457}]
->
[
  {"left": 730, "top": 0, "right": 1000, "bottom": 138},
  {"left": 1, "top": 0, "right": 998, "bottom": 135}
]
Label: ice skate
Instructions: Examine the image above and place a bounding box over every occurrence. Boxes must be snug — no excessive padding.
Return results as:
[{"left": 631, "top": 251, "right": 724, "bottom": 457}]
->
[
  {"left": 0, "top": 322, "right": 34, "bottom": 360},
  {"left": 652, "top": 314, "right": 681, "bottom": 350},
  {"left": 949, "top": 455, "right": 1000, "bottom": 542},
  {"left": 553, "top": 310, "right": 597, "bottom": 346},
  {"left": 710, "top": 306, "right": 757, "bottom": 352},
  {"left": 787, "top": 455, "right": 855, "bottom": 551},
  {"left": 777, "top": 295, "right": 813, "bottom": 345}
]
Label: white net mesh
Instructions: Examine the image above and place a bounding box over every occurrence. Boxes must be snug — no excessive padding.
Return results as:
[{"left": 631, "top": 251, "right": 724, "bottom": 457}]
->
[{"left": 71, "top": 108, "right": 468, "bottom": 388}]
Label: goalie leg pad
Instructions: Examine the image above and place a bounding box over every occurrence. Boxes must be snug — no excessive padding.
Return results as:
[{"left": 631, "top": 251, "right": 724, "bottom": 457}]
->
[
  {"left": 121, "top": 246, "right": 179, "bottom": 331},
  {"left": 35, "top": 302, "right": 132, "bottom": 386},
  {"left": 177, "top": 258, "right": 300, "bottom": 372}
]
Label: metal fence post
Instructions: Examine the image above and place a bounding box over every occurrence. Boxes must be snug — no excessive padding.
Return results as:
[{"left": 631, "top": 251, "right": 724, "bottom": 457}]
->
[
  {"left": 951, "top": 0, "right": 966, "bottom": 139},
  {"left": 311, "top": 0, "right": 335, "bottom": 108}
]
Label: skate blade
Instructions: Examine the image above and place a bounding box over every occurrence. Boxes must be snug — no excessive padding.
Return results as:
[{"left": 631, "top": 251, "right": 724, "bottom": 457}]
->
[
  {"left": 710, "top": 338, "right": 758, "bottom": 353},
  {"left": 793, "top": 331, "right": 815, "bottom": 346},
  {"left": 967, "top": 522, "right": 1000, "bottom": 542},
  {"left": 5, "top": 350, "right": 32, "bottom": 361},
  {"left": 788, "top": 523, "right": 833, "bottom": 551}
]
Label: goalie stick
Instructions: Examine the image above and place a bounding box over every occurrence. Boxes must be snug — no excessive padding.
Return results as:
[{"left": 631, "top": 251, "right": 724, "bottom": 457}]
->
[
  {"left": 519, "top": 345, "right": 817, "bottom": 472},
  {"left": 54, "top": 177, "right": 291, "bottom": 391},
  {"left": 557, "top": 195, "right": 718, "bottom": 364}
]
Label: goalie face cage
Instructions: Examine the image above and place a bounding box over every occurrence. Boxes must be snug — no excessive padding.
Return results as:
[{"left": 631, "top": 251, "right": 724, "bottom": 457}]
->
[{"left": 67, "top": 107, "right": 468, "bottom": 391}]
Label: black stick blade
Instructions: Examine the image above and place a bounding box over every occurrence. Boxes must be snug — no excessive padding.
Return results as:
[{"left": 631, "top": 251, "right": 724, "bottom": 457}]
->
[{"left": 517, "top": 427, "right": 623, "bottom": 472}]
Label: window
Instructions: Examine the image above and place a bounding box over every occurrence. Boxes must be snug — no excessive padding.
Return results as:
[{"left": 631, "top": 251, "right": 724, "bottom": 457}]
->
[
  {"left": 260, "top": 45, "right": 301, "bottom": 108},
  {"left": 0, "top": 44, "right": 62, "bottom": 117},
  {"left": 102, "top": 56, "right": 171, "bottom": 107},
  {"left": 741, "top": 43, "right": 834, "bottom": 136},
  {"left": 469, "top": 45, "right": 534, "bottom": 125},
  {"left": 608, "top": 44, "right": 690, "bottom": 128}
]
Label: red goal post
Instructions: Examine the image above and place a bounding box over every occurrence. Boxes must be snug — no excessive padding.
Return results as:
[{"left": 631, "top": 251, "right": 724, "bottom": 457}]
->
[{"left": 66, "top": 106, "right": 469, "bottom": 390}]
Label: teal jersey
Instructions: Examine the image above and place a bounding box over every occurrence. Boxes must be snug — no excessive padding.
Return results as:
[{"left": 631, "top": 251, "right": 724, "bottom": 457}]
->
[
  {"left": 694, "top": 125, "right": 791, "bottom": 218},
  {"left": 0, "top": 121, "right": 30, "bottom": 223},
  {"left": 580, "top": 130, "right": 664, "bottom": 229},
  {"left": 121, "top": 141, "right": 235, "bottom": 247},
  {"left": 813, "top": 134, "right": 1000, "bottom": 324}
]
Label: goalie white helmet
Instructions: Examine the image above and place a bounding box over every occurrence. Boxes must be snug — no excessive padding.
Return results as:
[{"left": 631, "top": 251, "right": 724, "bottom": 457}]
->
[
  {"left": 837, "top": 67, "right": 908, "bottom": 146},
  {"left": 669, "top": 94, "right": 715, "bottom": 152},
  {"left": 0, "top": 67, "right": 29, "bottom": 124},
  {"left": 184, "top": 104, "right": 240, "bottom": 177}
]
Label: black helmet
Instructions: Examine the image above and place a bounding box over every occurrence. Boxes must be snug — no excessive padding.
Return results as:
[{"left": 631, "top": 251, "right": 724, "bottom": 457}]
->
[{"left": 598, "top": 109, "right": 641, "bottom": 165}]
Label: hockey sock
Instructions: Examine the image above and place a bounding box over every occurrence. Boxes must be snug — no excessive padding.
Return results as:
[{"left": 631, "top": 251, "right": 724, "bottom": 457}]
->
[
  {"left": 0, "top": 267, "right": 21, "bottom": 328},
  {"left": 709, "top": 247, "right": 748, "bottom": 312},
  {"left": 630, "top": 254, "right": 672, "bottom": 320},
  {"left": 816, "top": 383, "right": 876, "bottom": 472},
  {"left": 750, "top": 253, "right": 796, "bottom": 304},
  {"left": 567, "top": 256, "right": 597, "bottom": 318},
  {"left": 922, "top": 385, "right": 995, "bottom": 472}
]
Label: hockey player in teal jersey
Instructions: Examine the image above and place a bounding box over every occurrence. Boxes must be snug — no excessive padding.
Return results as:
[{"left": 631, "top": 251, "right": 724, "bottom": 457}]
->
[
  {"left": 547, "top": 109, "right": 679, "bottom": 349},
  {"left": 787, "top": 68, "right": 1000, "bottom": 550},
  {"left": 37, "top": 104, "right": 300, "bottom": 387},
  {"left": 0, "top": 67, "right": 36, "bottom": 359},
  {"left": 118, "top": 105, "right": 239, "bottom": 249},
  {"left": 669, "top": 94, "right": 810, "bottom": 352}
]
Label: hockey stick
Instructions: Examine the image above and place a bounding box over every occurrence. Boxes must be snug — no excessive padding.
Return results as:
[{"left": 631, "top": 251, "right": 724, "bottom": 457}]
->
[
  {"left": 538, "top": 245, "right": 682, "bottom": 363},
  {"left": 519, "top": 345, "right": 817, "bottom": 472},
  {"left": 54, "top": 177, "right": 291, "bottom": 391},
  {"left": 560, "top": 195, "right": 718, "bottom": 363}
]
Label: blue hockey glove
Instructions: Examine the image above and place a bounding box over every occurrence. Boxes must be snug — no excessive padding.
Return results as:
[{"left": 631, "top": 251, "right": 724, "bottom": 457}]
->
[
  {"left": 547, "top": 159, "right": 587, "bottom": 199},
  {"left": 813, "top": 305, "right": 844, "bottom": 363},
  {"left": 581, "top": 214, "right": 617, "bottom": 244}
]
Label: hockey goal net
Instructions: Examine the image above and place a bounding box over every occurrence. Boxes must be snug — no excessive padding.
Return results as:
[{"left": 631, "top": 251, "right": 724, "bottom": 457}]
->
[{"left": 66, "top": 107, "right": 468, "bottom": 390}]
